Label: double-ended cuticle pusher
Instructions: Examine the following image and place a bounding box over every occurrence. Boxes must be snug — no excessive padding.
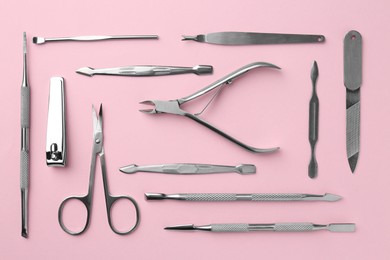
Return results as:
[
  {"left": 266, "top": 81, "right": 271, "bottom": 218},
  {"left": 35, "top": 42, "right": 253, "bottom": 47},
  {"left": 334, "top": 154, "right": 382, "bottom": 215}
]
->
[
  {"left": 182, "top": 31, "right": 325, "bottom": 45},
  {"left": 120, "top": 163, "right": 255, "bottom": 175},
  {"left": 76, "top": 65, "right": 213, "bottom": 77},
  {"left": 145, "top": 193, "right": 341, "bottom": 202},
  {"left": 32, "top": 34, "right": 158, "bottom": 44},
  {"left": 165, "top": 222, "right": 355, "bottom": 233}
]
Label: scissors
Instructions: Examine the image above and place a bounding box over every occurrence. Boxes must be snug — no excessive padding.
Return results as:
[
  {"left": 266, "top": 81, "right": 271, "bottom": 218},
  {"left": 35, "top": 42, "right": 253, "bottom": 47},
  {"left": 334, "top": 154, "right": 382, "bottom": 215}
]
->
[{"left": 58, "top": 104, "right": 140, "bottom": 235}]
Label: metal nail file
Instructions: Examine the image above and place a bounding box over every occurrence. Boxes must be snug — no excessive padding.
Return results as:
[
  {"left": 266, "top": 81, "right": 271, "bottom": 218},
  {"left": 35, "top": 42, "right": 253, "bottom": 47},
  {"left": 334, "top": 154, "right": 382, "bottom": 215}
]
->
[
  {"left": 20, "top": 32, "right": 30, "bottom": 238},
  {"left": 182, "top": 32, "right": 325, "bottom": 45},
  {"left": 344, "top": 30, "right": 362, "bottom": 173},
  {"left": 308, "top": 61, "right": 319, "bottom": 178},
  {"left": 165, "top": 222, "right": 356, "bottom": 233},
  {"left": 145, "top": 193, "right": 342, "bottom": 202},
  {"left": 46, "top": 77, "right": 66, "bottom": 166}
]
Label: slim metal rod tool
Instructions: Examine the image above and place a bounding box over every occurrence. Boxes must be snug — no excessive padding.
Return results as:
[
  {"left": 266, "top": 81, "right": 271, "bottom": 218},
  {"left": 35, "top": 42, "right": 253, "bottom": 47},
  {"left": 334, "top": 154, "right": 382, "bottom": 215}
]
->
[
  {"left": 21, "top": 32, "right": 30, "bottom": 238},
  {"left": 145, "top": 192, "right": 341, "bottom": 202},
  {"left": 165, "top": 222, "right": 356, "bottom": 233},
  {"left": 76, "top": 65, "right": 213, "bottom": 77},
  {"left": 120, "top": 163, "right": 256, "bottom": 175},
  {"left": 308, "top": 61, "right": 319, "bottom": 178},
  {"left": 32, "top": 35, "right": 158, "bottom": 44}
]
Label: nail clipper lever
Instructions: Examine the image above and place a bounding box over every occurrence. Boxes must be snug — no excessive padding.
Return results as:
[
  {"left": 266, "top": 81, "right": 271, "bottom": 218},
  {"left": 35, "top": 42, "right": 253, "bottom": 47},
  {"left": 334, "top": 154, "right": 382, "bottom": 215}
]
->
[{"left": 46, "top": 77, "right": 66, "bottom": 166}]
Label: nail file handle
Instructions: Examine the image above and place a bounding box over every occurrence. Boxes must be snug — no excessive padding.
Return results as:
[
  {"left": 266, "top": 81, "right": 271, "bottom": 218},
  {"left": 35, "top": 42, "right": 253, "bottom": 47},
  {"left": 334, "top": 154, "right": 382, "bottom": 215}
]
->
[
  {"left": 182, "top": 193, "right": 305, "bottom": 201},
  {"left": 210, "top": 223, "right": 317, "bottom": 232},
  {"left": 308, "top": 92, "right": 319, "bottom": 178},
  {"left": 21, "top": 86, "right": 30, "bottom": 190}
]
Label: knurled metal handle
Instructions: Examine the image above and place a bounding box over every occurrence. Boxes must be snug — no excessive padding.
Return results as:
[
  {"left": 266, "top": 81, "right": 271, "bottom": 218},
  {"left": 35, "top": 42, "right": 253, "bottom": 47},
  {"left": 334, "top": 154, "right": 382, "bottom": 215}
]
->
[
  {"left": 20, "top": 150, "right": 29, "bottom": 189},
  {"left": 211, "top": 224, "right": 250, "bottom": 232},
  {"left": 274, "top": 223, "right": 314, "bottom": 232}
]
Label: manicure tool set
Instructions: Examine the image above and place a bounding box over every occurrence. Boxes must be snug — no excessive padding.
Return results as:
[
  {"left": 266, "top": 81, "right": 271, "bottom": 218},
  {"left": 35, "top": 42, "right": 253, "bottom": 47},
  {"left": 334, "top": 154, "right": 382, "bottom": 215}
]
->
[{"left": 19, "top": 30, "right": 361, "bottom": 238}]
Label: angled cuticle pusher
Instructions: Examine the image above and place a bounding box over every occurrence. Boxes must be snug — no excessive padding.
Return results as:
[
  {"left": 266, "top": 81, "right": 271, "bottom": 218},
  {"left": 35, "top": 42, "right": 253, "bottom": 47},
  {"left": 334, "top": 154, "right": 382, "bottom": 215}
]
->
[
  {"left": 140, "top": 62, "right": 281, "bottom": 153},
  {"left": 32, "top": 34, "right": 158, "bottom": 44},
  {"left": 182, "top": 31, "right": 325, "bottom": 45},
  {"left": 165, "top": 222, "right": 355, "bottom": 233},
  {"left": 76, "top": 65, "right": 213, "bottom": 77},
  {"left": 145, "top": 192, "right": 341, "bottom": 202}
]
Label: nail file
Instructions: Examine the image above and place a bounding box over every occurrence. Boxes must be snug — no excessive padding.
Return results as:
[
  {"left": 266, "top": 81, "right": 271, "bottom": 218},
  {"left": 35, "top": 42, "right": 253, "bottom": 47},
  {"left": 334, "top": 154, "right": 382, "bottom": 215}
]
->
[
  {"left": 344, "top": 30, "right": 362, "bottom": 173},
  {"left": 182, "top": 32, "right": 325, "bottom": 45}
]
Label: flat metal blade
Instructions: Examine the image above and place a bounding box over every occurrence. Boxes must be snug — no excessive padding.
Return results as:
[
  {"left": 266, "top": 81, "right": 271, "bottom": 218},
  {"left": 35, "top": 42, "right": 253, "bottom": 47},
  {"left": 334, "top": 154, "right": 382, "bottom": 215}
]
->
[
  {"left": 344, "top": 30, "right": 362, "bottom": 173},
  {"left": 188, "top": 32, "right": 325, "bottom": 45}
]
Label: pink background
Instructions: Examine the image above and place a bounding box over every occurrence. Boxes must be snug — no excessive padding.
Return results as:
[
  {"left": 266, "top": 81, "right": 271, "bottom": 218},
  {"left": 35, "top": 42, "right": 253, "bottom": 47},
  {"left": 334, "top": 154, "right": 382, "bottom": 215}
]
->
[{"left": 1, "top": 0, "right": 389, "bottom": 259}]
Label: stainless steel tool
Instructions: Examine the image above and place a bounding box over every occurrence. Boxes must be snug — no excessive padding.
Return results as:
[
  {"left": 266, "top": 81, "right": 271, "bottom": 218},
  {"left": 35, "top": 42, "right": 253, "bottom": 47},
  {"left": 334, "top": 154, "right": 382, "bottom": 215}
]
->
[
  {"left": 58, "top": 105, "right": 139, "bottom": 235},
  {"left": 165, "top": 222, "right": 356, "bottom": 233},
  {"left": 139, "top": 62, "right": 280, "bottom": 153},
  {"left": 20, "top": 32, "right": 30, "bottom": 238},
  {"left": 120, "top": 163, "right": 255, "bottom": 175},
  {"left": 32, "top": 34, "right": 158, "bottom": 44},
  {"left": 76, "top": 65, "right": 213, "bottom": 77},
  {"left": 308, "top": 61, "right": 319, "bottom": 178},
  {"left": 145, "top": 192, "right": 341, "bottom": 202},
  {"left": 344, "top": 30, "right": 362, "bottom": 173},
  {"left": 46, "top": 77, "right": 66, "bottom": 166},
  {"left": 182, "top": 31, "right": 325, "bottom": 45}
]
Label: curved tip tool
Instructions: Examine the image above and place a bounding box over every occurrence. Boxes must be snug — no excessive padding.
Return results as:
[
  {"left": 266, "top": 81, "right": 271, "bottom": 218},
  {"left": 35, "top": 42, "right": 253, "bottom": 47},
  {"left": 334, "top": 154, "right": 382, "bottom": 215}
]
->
[
  {"left": 165, "top": 224, "right": 196, "bottom": 230},
  {"left": 32, "top": 36, "right": 45, "bottom": 44},
  {"left": 182, "top": 35, "right": 202, "bottom": 42},
  {"left": 119, "top": 164, "right": 138, "bottom": 174},
  {"left": 322, "top": 193, "right": 342, "bottom": 202},
  {"left": 76, "top": 67, "right": 94, "bottom": 76}
]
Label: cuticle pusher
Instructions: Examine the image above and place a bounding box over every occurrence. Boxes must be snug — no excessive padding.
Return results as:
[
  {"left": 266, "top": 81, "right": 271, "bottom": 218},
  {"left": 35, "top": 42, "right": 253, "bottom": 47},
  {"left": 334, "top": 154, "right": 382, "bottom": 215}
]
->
[
  {"left": 21, "top": 32, "right": 30, "bottom": 238},
  {"left": 32, "top": 34, "right": 158, "bottom": 44},
  {"left": 120, "top": 163, "right": 256, "bottom": 175},
  {"left": 76, "top": 65, "right": 213, "bottom": 77},
  {"left": 182, "top": 31, "right": 325, "bottom": 45},
  {"left": 308, "top": 61, "right": 319, "bottom": 178},
  {"left": 165, "top": 222, "right": 356, "bottom": 233},
  {"left": 145, "top": 192, "right": 342, "bottom": 202}
]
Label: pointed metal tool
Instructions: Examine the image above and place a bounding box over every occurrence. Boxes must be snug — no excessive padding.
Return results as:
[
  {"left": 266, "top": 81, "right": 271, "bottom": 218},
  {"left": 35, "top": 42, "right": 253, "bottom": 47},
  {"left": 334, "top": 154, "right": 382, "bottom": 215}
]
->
[
  {"left": 344, "top": 30, "right": 362, "bottom": 173},
  {"left": 145, "top": 192, "right": 341, "bottom": 202},
  {"left": 308, "top": 61, "right": 319, "bottom": 178},
  {"left": 76, "top": 65, "right": 212, "bottom": 77},
  {"left": 165, "top": 222, "right": 355, "bottom": 233}
]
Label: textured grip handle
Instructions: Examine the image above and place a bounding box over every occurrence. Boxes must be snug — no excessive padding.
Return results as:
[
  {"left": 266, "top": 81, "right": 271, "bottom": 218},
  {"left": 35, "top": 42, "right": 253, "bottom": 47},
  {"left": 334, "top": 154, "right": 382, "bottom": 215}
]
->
[
  {"left": 20, "top": 150, "right": 29, "bottom": 189},
  {"left": 211, "top": 223, "right": 249, "bottom": 232},
  {"left": 21, "top": 87, "right": 30, "bottom": 127},
  {"left": 274, "top": 223, "right": 314, "bottom": 232},
  {"left": 252, "top": 193, "right": 305, "bottom": 201},
  {"left": 185, "top": 193, "right": 237, "bottom": 201}
]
